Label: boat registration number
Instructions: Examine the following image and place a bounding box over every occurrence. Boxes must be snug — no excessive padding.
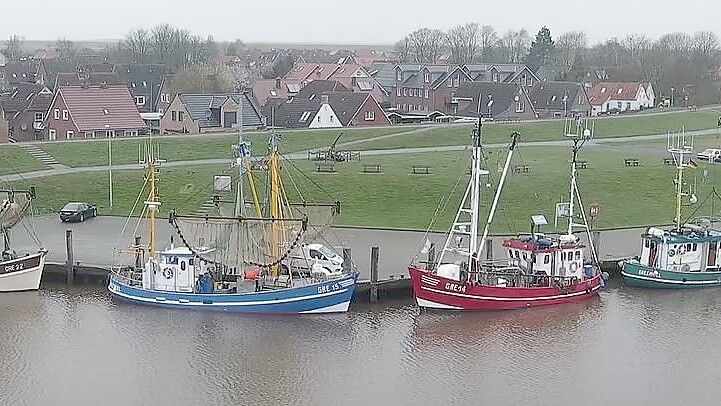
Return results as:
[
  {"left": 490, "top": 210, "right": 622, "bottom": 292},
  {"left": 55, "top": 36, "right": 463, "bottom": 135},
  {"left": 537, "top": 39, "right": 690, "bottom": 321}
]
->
[
  {"left": 318, "top": 283, "right": 341, "bottom": 294},
  {"left": 445, "top": 283, "right": 467, "bottom": 293},
  {"left": 638, "top": 269, "right": 660, "bottom": 278},
  {"left": 1, "top": 262, "right": 24, "bottom": 274}
]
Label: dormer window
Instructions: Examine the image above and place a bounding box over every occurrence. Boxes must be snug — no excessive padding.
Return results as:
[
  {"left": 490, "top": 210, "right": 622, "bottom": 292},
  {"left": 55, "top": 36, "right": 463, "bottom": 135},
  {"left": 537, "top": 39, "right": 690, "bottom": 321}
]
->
[
  {"left": 600, "top": 87, "right": 606, "bottom": 93},
  {"left": 424, "top": 72, "right": 430, "bottom": 83},
  {"left": 396, "top": 70, "right": 402, "bottom": 81},
  {"left": 617, "top": 88, "right": 623, "bottom": 94}
]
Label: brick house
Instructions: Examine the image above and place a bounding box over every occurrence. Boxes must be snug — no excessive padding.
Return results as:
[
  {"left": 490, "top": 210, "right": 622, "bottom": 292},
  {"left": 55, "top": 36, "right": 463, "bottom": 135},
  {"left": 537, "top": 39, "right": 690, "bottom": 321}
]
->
[
  {"left": 462, "top": 63, "right": 538, "bottom": 86},
  {"left": 527, "top": 81, "right": 591, "bottom": 118},
  {"left": 283, "top": 63, "right": 388, "bottom": 104},
  {"left": 161, "top": 93, "right": 263, "bottom": 134},
  {"left": 0, "top": 83, "right": 54, "bottom": 142},
  {"left": 588, "top": 82, "right": 653, "bottom": 115},
  {"left": 44, "top": 85, "right": 146, "bottom": 140},
  {"left": 264, "top": 84, "right": 389, "bottom": 129},
  {"left": 390, "top": 64, "right": 474, "bottom": 114},
  {"left": 451, "top": 82, "right": 537, "bottom": 120}
]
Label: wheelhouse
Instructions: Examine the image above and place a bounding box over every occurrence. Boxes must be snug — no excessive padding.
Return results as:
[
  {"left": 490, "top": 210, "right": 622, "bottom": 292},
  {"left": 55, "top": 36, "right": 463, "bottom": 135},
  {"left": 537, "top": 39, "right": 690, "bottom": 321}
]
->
[
  {"left": 639, "top": 226, "right": 721, "bottom": 273},
  {"left": 502, "top": 234, "right": 588, "bottom": 280}
]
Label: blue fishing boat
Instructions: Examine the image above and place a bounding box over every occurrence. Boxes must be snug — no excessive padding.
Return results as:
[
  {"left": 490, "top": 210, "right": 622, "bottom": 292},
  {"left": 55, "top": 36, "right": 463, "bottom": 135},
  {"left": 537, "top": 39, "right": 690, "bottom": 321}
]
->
[{"left": 109, "top": 135, "right": 357, "bottom": 313}]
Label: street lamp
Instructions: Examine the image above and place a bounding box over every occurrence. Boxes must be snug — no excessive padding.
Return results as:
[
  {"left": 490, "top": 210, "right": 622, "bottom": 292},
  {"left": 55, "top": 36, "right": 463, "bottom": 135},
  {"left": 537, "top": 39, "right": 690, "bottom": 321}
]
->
[{"left": 106, "top": 124, "right": 113, "bottom": 213}]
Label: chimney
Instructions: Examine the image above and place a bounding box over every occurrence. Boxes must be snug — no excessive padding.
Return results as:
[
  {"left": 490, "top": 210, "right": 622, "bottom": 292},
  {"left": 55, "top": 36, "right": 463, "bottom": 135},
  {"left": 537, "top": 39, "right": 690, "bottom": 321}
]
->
[
  {"left": 320, "top": 94, "right": 329, "bottom": 104},
  {"left": 275, "top": 78, "right": 281, "bottom": 89}
]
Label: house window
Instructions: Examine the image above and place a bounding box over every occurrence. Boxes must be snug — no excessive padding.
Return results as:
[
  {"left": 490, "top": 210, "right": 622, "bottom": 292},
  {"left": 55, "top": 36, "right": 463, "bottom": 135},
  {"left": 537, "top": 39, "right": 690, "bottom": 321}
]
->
[
  {"left": 424, "top": 72, "right": 430, "bottom": 82},
  {"left": 516, "top": 101, "right": 525, "bottom": 113},
  {"left": 626, "top": 102, "right": 631, "bottom": 110},
  {"left": 600, "top": 87, "right": 606, "bottom": 93},
  {"left": 124, "top": 130, "right": 138, "bottom": 137},
  {"left": 396, "top": 88, "right": 401, "bottom": 97},
  {"left": 135, "top": 96, "right": 146, "bottom": 106},
  {"left": 403, "top": 88, "right": 407, "bottom": 96},
  {"left": 447, "top": 79, "right": 452, "bottom": 88},
  {"left": 317, "top": 115, "right": 321, "bottom": 123},
  {"left": 299, "top": 111, "right": 311, "bottom": 122},
  {"left": 396, "top": 70, "right": 402, "bottom": 81},
  {"left": 62, "top": 110, "right": 68, "bottom": 120},
  {"left": 54, "top": 109, "right": 60, "bottom": 120},
  {"left": 424, "top": 89, "right": 429, "bottom": 99},
  {"left": 66, "top": 130, "right": 74, "bottom": 139},
  {"left": 178, "top": 111, "right": 184, "bottom": 121},
  {"left": 617, "top": 102, "right": 622, "bottom": 109},
  {"left": 172, "top": 111, "right": 177, "bottom": 121},
  {"left": 492, "top": 72, "right": 499, "bottom": 82},
  {"left": 48, "top": 129, "right": 56, "bottom": 140},
  {"left": 34, "top": 112, "right": 43, "bottom": 121},
  {"left": 453, "top": 77, "right": 459, "bottom": 87},
  {"left": 160, "top": 94, "right": 167, "bottom": 103}
]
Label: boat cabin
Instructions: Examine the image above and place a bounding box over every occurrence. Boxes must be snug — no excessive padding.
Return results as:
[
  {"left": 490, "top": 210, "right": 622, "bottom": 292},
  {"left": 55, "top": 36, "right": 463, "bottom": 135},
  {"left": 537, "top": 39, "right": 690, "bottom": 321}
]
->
[
  {"left": 143, "top": 246, "right": 216, "bottom": 292},
  {"left": 639, "top": 226, "right": 721, "bottom": 272},
  {"left": 502, "top": 234, "right": 587, "bottom": 280}
]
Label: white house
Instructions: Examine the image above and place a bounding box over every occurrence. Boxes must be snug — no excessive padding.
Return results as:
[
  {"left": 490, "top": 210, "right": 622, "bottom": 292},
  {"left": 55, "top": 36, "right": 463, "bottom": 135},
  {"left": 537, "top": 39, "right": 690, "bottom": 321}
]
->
[{"left": 587, "top": 82, "right": 653, "bottom": 115}]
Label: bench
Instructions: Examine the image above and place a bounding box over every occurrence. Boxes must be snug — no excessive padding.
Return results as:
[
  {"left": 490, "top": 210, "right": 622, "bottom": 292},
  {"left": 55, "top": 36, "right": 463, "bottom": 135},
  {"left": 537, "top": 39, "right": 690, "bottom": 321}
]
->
[
  {"left": 412, "top": 165, "right": 430, "bottom": 175},
  {"left": 663, "top": 158, "right": 676, "bottom": 166},
  {"left": 624, "top": 158, "right": 640, "bottom": 167},
  {"left": 513, "top": 165, "right": 530, "bottom": 173},
  {"left": 316, "top": 162, "right": 336, "bottom": 173},
  {"left": 363, "top": 164, "right": 382, "bottom": 174},
  {"left": 576, "top": 160, "right": 588, "bottom": 169}
]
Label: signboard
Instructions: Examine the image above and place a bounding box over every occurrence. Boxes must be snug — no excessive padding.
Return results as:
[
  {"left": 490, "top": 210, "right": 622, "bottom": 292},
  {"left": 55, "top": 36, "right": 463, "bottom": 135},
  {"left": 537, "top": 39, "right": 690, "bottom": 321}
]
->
[
  {"left": 589, "top": 203, "right": 600, "bottom": 218},
  {"left": 214, "top": 175, "right": 232, "bottom": 192}
]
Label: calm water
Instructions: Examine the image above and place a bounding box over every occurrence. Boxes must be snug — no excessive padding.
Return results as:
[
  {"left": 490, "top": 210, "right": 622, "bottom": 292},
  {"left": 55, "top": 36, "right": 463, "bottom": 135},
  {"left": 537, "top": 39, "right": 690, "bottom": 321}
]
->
[{"left": 2, "top": 280, "right": 721, "bottom": 406}]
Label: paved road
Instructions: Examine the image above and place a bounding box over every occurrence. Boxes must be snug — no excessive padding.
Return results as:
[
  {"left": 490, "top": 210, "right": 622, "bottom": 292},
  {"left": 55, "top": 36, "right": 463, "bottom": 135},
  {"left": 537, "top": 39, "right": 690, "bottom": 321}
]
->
[{"left": 10, "top": 215, "right": 642, "bottom": 281}]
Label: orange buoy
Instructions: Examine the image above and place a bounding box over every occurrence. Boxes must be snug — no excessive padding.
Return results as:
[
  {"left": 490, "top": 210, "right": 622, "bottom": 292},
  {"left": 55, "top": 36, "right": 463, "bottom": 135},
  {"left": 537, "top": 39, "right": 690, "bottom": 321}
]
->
[{"left": 244, "top": 267, "right": 261, "bottom": 281}]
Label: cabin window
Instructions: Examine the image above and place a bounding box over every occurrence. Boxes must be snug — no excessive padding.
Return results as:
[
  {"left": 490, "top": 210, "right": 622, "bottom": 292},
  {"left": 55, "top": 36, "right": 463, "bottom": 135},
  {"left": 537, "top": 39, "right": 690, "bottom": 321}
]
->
[
  {"left": 561, "top": 252, "right": 566, "bottom": 261},
  {"left": 544, "top": 254, "right": 550, "bottom": 264},
  {"left": 180, "top": 261, "right": 186, "bottom": 271},
  {"left": 167, "top": 256, "right": 178, "bottom": 265},
  {"left": 522, "top": 252, "right": 527, "bottom": 260},
  {"left": 508, "top": 249, "right": 513, "bottom": 258},
  {"left": 515, "top": 251, "right": 520, "bottom": 259},
  {"left": 686, "top": 243, "right": 692, "bottom": 252},
  {"left": 575, "top": 251, "right": 581, "bottom": 260},
  {"left": 189, "top": 258, "right": 194, "bottom": 266},
  {"left": 644, "top": 240, "right": 649, "bottom": 248},
  {"left": 693, "top": 243, "right": 698, "bottom": 251}
]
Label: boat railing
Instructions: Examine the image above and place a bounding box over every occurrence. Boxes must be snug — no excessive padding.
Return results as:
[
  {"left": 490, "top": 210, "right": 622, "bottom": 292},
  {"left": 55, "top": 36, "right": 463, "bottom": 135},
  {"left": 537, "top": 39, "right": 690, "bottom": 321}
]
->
[
  {"left": 110, "top": 266, "right": 144, "bottom": 287},
  {"left": 469, "top": 267, "right": 588, "bottom": 289}
]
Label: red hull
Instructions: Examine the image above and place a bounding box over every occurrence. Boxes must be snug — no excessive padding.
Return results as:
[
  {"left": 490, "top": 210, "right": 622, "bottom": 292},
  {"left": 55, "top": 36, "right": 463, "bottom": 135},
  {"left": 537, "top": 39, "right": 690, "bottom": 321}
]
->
[{"left": 409, "top": 266, "right": 602, "bottom": 310}]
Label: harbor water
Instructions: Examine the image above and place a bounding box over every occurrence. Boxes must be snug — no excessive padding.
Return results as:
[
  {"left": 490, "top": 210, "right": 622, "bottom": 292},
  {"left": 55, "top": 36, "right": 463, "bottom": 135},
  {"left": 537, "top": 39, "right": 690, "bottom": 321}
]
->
[{"left": 2, "top": 280, "right": 721, "bottom": 405}]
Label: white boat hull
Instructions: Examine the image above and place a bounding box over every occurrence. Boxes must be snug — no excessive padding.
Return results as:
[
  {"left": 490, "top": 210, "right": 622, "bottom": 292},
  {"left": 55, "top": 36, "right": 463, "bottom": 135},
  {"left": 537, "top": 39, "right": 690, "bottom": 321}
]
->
[{"left": 0, "top": 252, "right": 46, "bottom": 292}]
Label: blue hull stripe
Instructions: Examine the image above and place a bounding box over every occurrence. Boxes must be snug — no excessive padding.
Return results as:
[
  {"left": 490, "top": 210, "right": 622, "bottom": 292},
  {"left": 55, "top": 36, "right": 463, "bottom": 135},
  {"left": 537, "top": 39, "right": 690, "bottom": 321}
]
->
[{"left": 108, "top": 274, "right": 357, "bottom": 314}]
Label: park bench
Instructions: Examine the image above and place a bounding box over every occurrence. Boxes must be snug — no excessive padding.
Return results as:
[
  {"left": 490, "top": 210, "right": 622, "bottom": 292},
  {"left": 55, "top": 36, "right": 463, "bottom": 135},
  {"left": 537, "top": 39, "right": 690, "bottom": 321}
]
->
[
  {"left": 363, "top": 164, "right": 382, "bottom": 174},
  {"left": 576, "top": 160, "right": 588, "bottom": 169},
  {"left": 624, "top": 158, "right": 640, "bottom": 167},
  {"left": 663, "top": 158, "right": 676, "bottom": 166},
  {"left": 412, "top": 165, "right": 430, "bottom": 175},
  {"left": 513, "top": 165, "right": 530, "bottom": 173},
  {"left": 316, "top": 162, "right": 336, "bottom": 173}
]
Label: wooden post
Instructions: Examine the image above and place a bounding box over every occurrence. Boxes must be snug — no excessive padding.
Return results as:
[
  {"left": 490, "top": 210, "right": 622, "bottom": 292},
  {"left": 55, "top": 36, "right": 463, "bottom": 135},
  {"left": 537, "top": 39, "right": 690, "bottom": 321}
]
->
[
  {"left": 486, "top": 238, "right": 493, "bottom": 260},
  {"left": 134, "top": 235, "right": 142, "bottom": 269},
  {"left": 370, "top": 246, "right": 379, "bottom": 303},
  {"left": 592, "top": 231, "right": 601, "bottom": 260},
  {"left": 65, "top": 229, "right": 74, "bottom": 285},
  {"left": 342, "top": 247, "right": 351, "bottom": 273},
  {"left": 427, "top": 242, "right": 436, "bottom": 269}
]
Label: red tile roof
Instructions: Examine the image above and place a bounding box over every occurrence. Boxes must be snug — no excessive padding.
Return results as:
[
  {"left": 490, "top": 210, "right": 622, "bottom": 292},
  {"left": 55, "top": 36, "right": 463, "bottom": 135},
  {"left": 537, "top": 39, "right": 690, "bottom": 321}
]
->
[
  {"left": 57, "top": 85, "right": 146, "bottom": 132},
  {"left": 588, "top": 82, "right": 644, "bottom": 104}
]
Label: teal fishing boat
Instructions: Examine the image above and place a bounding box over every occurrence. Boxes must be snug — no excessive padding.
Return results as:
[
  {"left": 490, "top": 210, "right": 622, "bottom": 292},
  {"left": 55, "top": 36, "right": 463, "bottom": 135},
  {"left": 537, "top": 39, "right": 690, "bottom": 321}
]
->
[{"left": 622, "top": 132, "right": 721, "bottom": 288}]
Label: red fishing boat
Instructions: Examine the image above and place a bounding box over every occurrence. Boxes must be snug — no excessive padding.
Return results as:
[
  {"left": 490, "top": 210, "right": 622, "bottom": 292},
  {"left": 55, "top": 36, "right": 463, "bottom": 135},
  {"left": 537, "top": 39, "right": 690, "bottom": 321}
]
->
[{"left": 409, "top": 118, "right": 603, "bottom": 310}]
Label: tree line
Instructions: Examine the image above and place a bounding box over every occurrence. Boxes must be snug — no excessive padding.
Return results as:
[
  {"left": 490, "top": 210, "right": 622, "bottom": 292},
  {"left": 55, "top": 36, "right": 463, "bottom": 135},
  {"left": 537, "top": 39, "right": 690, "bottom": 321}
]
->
[{"left": 395, "top": 24, "right": 721, "bottom": 104}]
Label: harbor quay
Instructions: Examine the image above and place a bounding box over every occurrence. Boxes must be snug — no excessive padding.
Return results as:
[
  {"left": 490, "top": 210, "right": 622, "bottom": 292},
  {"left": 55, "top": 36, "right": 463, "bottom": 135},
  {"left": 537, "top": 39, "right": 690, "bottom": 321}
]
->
[{"left": 14, "top": 215, "right": 643, "bottom": 301}]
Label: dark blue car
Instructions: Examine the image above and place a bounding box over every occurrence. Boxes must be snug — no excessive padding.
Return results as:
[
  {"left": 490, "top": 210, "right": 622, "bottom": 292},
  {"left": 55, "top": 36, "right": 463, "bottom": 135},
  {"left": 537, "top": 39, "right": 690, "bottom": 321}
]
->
[{"left": 59, "top": 202, "right": 97, "bottom": 223}]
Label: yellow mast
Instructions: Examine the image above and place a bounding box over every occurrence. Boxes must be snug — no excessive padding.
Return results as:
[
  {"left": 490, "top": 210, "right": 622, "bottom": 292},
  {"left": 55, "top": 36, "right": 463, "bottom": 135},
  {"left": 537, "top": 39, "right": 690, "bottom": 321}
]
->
[
  {"left": 145, "top": 141, "right": 161, "bottom": 258},
  {"left": 269, "top": 147, "right": 282, "bottom": 277}
]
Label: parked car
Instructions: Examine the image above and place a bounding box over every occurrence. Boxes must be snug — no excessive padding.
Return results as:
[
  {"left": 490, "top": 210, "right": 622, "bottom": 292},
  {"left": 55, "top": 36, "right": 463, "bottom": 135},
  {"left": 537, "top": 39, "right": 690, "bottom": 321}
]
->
[
  {"left": 696, "top": 148, "right": 721, "bottom": 162},
  {"left": 59, "top": 202, "right": 98, "bottom": 223}
]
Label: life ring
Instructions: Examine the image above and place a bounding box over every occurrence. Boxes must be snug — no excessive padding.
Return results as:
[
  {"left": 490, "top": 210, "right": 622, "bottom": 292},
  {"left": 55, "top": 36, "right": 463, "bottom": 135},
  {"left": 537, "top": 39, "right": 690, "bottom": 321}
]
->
[
  {"left": 162, "top": 267, "right": 174, "bottom": 279},
  {"left": 569, "top": 262, "right": 579, "bottom": 273}
]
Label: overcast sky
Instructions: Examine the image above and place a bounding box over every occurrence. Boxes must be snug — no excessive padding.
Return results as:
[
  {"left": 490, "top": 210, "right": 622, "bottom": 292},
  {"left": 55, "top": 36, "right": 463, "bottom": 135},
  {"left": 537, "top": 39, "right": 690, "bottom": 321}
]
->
[{"left": 4, "top": 0, "right": 721, "bottom": 45}]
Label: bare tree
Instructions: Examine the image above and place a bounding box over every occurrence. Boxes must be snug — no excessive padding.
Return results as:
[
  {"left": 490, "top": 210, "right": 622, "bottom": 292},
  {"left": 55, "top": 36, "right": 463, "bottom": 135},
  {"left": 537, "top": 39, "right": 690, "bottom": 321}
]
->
[
  {"left": 124, "top": 29, "right": 150, "bottom": 63},
  {"left": 446, "top": 23, "right": 479, "bottom": 64},
  {"left": 394, "top": 37, "right": 411, "bottom": 63},
  {"left": 407, "top": 28, "right": 446, "bottom": 64},
  {"left": 478, "top": 25, "right": 498, "bottom": 61},
  {"left": 56, "top": 38, "right": 77, "bottom": 60},
  {"left": 150, "top": 24, "right": 175, "bottom": 65},
  {"left": 3, "top": 35, "right": 23, "bottom": 58},
  {"left": 499, "top": 29, "right": 530, "bottom": 63},
  {"left": 553, "top": 31, "right": 588, "bottom": 78}
]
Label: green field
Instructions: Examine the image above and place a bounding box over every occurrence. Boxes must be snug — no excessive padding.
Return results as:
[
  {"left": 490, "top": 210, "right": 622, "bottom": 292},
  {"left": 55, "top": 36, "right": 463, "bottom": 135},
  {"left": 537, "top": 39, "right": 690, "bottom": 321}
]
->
[
  {"left": 0, "top": 146, "right": 46, "bottom": 175},
  {"left": 37, "top": 127, "right": 411, "bottom": 168},
  {"left": 354, "top": 109, "right": 721, "bottom": 150},
  {"left": 18, "top": 140, "right": 721, "bottom": 234}
]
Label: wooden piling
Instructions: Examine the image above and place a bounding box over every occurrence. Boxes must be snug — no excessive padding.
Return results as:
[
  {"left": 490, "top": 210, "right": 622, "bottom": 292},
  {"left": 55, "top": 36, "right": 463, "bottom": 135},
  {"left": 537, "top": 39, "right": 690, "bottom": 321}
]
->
[
  {"left": 370, "top": 246, "right": 379, "bottom": 303},
  {"left": 486, "top": 238, "right": 493, "bottom": 260},
  {"left": 65, "top": 229, "right": 74, "bottom": 285},
  {"left": 428, "top": 242, "right": 435, "bottom": 269},
  {"left": 342, "top": 248, "right": 351, "bottom": 273}
]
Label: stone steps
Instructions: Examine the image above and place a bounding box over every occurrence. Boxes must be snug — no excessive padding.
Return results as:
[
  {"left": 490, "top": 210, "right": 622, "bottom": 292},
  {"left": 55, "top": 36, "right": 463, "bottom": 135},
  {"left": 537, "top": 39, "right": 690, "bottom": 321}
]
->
[{"left": 19, "top": 144, "right": 62, "bottom": 166}]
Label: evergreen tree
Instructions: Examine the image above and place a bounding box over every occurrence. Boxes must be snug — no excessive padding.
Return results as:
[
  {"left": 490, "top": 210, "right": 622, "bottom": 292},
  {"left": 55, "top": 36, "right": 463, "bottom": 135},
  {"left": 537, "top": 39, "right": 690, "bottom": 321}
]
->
[{"left": 526, "top": 26, "right": 555, "bottom": 71}]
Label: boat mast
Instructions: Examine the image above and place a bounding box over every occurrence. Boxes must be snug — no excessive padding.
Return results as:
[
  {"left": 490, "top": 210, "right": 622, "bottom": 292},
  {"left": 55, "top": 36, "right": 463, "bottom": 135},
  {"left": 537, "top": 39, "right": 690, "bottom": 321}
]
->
[
  {"left": 668, "top": 128, "right": 693, "bottom": 232},
  {"left": 269, "top": 133, "right": 283, "bottom": 277},
  {"left": 143, "top": 139, "right": 161, "bottom": 260}
]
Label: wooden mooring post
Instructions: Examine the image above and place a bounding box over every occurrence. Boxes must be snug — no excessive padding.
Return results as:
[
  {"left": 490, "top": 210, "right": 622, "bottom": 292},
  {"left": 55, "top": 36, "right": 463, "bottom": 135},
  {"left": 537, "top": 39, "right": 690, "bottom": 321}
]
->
[
  {"left": 486, "top": 238, "right": 493, "bottom": 260},
  {"left": 342, "top": 248, "right": 352, "bottom": 273},
  {"left": 427, "top": 242, "right": 436, "bottom": 269},
  {"left": 370, "top": 246, "right": 379, "bottom": 303},
  {"left": 65, "top": 229, "right": 74, "bottom": 285}
]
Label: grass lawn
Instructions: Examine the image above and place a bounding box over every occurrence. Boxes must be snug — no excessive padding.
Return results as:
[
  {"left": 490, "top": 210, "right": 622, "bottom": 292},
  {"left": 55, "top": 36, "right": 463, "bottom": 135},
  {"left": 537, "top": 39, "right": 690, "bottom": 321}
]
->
[
  {"left": 354, "top": 109, "right": 721, "bottom": 150},
  {"left": 19, "top": 141, "right": 721, "bottom": 234},
  {"left": 0, "top": 145, "right": 46, "bottom": 176},
  {"left": 37, "top": 127, "right": 410, "bottom": 168}
]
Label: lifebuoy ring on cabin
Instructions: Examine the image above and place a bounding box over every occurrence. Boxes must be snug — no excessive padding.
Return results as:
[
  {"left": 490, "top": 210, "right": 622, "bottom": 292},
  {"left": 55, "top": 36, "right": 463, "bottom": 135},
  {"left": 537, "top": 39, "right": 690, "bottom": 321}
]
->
[
  {"left": 162, "top": 268, "right": 174, "bottom": 279},
  {"left": 569, "top": 262, "right": 579, "bottom": 273},
  {"left": 668, "top": 249, "right": 676, "bottom": 257}
]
